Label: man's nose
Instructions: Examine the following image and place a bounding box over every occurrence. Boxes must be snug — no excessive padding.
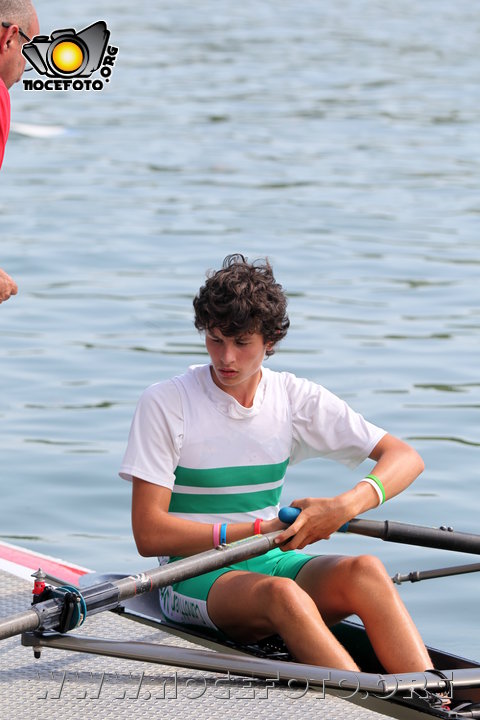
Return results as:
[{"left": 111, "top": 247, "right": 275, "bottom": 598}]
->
[{"left": 221, "top": 343, "right": 236, "bottom": 364}]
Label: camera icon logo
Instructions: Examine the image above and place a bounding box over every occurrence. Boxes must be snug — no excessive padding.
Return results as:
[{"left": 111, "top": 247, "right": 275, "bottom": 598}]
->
[{"left": 22, "top": 21, "right": 110, "bottom": 78}]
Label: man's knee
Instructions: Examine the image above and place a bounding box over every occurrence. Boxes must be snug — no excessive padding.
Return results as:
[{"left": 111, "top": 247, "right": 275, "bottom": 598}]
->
[
  {"left": 260, "top": 576, "right": 311, "bottom": 619},
  {"left": 338, "top": 554, "right": 391, "bottom": 594}
]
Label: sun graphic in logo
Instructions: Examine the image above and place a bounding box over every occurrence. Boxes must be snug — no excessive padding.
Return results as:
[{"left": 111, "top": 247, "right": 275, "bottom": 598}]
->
[{"left": 51, "top": 40, "right": 85, "bottom": 74}]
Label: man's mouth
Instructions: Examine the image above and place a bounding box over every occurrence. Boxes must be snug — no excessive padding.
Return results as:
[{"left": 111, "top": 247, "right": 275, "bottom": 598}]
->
[{"left": 218, "top": 368, "right": 238, "bottom": 377}]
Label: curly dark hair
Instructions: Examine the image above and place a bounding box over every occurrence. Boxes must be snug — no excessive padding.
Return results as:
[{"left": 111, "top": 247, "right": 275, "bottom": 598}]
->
[{"left": 193, "top": 254, "right": 289, "bottom": 357}]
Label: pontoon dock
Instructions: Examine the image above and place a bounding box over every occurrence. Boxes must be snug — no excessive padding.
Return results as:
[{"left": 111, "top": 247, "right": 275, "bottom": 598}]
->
[{"left": 0, "top": 567, "right": 391, "bottom": 720}]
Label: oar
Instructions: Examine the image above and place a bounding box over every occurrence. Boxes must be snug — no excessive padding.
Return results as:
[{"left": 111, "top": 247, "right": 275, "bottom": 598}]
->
[
  {"left": 339, "top": 519, "right": 480, "bottom": 555},
  {"left": 0, "top": 531, "right": 280, "bottom": 642},
  {"left": 392, "top": 562, "right": 480, "bottom": 585},
  {"left": 278, "top": 507, "right": 480, "bottom": 555},
  {"left": 3, "top": 511, "right": 477, "bottom": 642}
]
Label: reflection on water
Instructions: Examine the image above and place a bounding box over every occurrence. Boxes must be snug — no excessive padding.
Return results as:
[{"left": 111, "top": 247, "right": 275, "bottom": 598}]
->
[{"left": 0, "top": 0, "right": 479, "bottom": 656}]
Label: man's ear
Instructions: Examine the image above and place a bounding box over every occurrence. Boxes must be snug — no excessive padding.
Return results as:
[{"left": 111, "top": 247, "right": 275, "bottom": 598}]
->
[{"left": 0, "top": 24, "right": 16, "bottom": 53}]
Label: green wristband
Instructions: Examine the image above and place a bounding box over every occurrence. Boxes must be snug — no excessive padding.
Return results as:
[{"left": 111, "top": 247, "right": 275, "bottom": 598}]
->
[{"left": 365, "top": 474, "right": 386, "bottom": 504}]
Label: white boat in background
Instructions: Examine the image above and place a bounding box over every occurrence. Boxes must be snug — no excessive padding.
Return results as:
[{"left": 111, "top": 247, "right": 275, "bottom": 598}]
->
[{"left": 10, "top": 122, "right": 68, "bottom": 138}]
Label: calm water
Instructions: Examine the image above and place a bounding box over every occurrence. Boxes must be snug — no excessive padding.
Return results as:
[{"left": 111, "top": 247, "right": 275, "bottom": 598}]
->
[{"left": 1, "top": 1, "right": 479, "bottom": 657}]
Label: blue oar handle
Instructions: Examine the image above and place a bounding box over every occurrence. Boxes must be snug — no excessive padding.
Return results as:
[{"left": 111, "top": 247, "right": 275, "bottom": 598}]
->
[
  {"left": 278, "top": 506, "right": 300, "bottom": 524},
  {"left": 279, "top": 506, "right": 350, "bottom": 533}
]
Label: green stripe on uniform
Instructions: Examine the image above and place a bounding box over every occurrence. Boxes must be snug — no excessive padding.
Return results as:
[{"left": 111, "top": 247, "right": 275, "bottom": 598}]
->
[
  {"left": 169, "top": 485, "right": 283, "bottom": 514},
  {"left": 174, "top": 459, "right": 289, "bottom": 488}
]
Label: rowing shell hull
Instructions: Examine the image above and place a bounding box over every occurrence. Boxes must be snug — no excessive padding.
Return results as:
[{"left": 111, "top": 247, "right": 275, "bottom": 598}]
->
[{"left": 0, "top": 540, "right": 89, "bottom": 585}]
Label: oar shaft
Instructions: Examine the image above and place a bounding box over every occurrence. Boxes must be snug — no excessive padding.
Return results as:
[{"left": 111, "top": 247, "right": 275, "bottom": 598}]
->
[
  {"left": 393, "top": 562, "right": 480, "bottom": 584},
  {"left": 114, "top": 531, "right": 279, "bottom": 601},
  {"left": 0, "top": 531, "right": 280, "bottom": 641},
  {"left": 342, "top": 519, "right": 480, "bottom": 555},
  {"left": 0, "top": 610, "right": 41, "bottom": 638},
  {"left": 281, "top": 506, "right": 480, "bottom": 555}
]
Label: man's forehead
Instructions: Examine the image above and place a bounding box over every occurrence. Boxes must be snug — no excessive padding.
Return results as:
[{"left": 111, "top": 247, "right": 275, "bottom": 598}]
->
[{"left": 207, "top": 328, "right": 259, "bottom": 340}]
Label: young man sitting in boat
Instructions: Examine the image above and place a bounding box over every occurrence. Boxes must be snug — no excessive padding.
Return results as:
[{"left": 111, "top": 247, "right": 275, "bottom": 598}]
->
[{"left": 120, "top": 253, "right": 432, "bottom": 673}]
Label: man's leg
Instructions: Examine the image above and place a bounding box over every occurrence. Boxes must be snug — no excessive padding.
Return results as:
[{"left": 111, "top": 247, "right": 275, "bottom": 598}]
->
[
  {"left": 295, "top": 554, "right": 432, "bottom": 673},
  {"left": 207, "top": 569, "right": 360, "bottom": 670}
]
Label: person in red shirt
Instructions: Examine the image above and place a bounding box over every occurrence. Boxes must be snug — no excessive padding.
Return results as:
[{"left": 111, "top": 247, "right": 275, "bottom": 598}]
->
[
  {"left": 0, "top": 62, "right": 10, "bottom": 168},
  {"left": 0, "top": 1, "right": 39, "bottom": 302}
]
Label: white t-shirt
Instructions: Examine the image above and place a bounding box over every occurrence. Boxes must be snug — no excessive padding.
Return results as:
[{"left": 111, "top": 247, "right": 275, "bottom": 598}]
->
[{"left": 119, "top": 364, "right": 386, "bottom": 525}]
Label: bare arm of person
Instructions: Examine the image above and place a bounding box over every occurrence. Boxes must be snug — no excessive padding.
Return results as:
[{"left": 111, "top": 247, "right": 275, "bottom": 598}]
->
[
  {"left": 131, "top": 477, "right": 285, "bottom": 558},
  {"left": 274, "top": 433, "right": 424, "bottom": 550}
]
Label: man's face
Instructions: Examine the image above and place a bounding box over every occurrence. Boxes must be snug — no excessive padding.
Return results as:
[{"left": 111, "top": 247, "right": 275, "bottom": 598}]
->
[
  {"left": 205, "top": 328, "right": 271, "bottom": 402},
  {"left": 1, "top": 11, "right": 39, "bottom": 89}
]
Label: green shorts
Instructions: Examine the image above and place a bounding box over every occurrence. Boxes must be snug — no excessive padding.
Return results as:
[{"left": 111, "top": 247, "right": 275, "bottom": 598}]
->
[{"left": 159, "top": 547, "right": 315, "bottom": 633}]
